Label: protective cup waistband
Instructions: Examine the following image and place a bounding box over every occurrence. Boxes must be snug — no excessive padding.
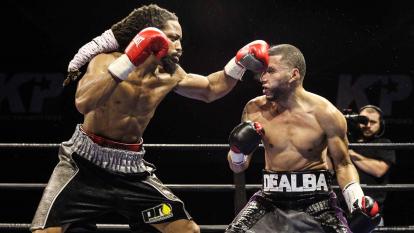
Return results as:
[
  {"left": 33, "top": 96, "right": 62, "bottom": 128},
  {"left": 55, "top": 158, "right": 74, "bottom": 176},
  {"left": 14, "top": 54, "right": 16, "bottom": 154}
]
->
[
  {"left": 80, "top": 125, "right": 143, "bottom": 152},
  {"left": 66, "top": 124, "right": 149, "bottom": 174},
  {"left": 262, "top": 170, "right": 332, "bottom": 193}
]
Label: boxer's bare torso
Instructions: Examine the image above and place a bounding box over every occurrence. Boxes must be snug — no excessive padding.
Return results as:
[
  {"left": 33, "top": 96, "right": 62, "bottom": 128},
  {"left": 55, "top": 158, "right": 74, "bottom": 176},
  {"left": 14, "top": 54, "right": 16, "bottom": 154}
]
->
[
  {"left": 80, "top": 53, "right": 184, "bottom": 143},
  {"left": 243, "top": 92, "right": 338, "bottom": 172},
  {"left": 75, "top": 19, "right": 237, "bottom": 143}
]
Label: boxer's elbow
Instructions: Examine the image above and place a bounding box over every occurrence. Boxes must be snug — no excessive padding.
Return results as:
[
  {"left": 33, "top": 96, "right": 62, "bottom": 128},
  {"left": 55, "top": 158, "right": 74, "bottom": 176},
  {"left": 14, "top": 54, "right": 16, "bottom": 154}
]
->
[
  {"left": 202, "top": 93, "right": 218, "bottom": 103},
  {"left": 202, "top": 90, "right": 228, "bottom": 103},
  {"left": 202, "top": 80, "right": 231, "bottom": 103},
  {"left": 75, "top": 97, "right": 89, "bottom": 115},
  {"left": 175, "top": 87, "right": 216, "bottom": 103},
  {"left": 191, "top": 91, "right": 220, "bottom": 103}
]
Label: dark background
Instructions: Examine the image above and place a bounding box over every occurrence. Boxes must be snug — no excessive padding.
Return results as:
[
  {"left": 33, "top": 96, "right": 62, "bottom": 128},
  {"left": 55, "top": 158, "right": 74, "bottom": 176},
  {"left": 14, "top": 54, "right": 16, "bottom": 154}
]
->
[{"left": 1, "top": 0, "right": 413, "bottom": 230}]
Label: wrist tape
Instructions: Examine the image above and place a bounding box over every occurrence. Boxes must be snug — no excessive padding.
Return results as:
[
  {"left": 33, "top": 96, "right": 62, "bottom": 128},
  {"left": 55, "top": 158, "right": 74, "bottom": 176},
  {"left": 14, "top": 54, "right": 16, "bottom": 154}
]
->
[
  {"left": 229, "top": 150, "right": 246, "bottom": 165},
  {"left": 343, "top": 181, "right": 364, "bottom": 213},
  {"left": 224, "top": 57, "right": 246, "bottom": 81},
  {"left": 108, "top": 54, "right": 136, "bottom": 81}
]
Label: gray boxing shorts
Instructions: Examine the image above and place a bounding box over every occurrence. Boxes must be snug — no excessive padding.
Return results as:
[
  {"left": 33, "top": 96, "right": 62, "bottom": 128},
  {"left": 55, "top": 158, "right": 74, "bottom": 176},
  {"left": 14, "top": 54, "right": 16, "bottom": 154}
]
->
[{"left": 31, "top": 125, "right": 192, "bottom": 231}]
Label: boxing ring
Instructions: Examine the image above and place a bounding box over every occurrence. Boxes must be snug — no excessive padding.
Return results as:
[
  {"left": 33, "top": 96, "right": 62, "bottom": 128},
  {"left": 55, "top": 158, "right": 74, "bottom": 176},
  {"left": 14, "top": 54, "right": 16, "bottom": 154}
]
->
[{"left": 1, "top": 142, "right": 414, "bottom": 232}]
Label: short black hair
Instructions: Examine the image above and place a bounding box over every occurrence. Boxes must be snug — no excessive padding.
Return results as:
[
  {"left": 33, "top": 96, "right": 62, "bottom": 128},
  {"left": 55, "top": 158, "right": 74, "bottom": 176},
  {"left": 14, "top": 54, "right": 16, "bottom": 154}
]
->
[{"left": 268, "top": 44, "right": 306, "bottom": 79}]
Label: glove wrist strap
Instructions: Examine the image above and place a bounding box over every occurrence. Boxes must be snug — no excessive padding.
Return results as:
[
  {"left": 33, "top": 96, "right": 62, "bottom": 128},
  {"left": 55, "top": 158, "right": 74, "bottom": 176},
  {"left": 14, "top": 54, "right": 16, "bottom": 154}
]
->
[
  {"left": 229, "top": 150, "right": 246, "bottom": 165},
  {"left": 343, "top": 181, "right": 364, "bottom": 213},
  {"left": 108, "top": 54, "right": 136, "bottom": 81},
  {"left": 224, "top": 57, "right": 246, "bottom": 81}
]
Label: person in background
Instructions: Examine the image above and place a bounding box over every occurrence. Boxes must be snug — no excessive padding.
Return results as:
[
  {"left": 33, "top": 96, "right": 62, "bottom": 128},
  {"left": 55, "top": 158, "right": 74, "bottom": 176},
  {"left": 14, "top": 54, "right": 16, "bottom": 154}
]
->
[{"left": 348, "top": 105, "right": 396, "bottom": 226}]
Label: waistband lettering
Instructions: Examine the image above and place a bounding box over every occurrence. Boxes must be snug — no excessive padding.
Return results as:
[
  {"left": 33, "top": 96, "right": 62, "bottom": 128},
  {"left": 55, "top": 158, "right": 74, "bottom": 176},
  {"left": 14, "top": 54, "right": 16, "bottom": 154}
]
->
[{"left": 263, "top": 172, "right": 329, "bottom": 193}]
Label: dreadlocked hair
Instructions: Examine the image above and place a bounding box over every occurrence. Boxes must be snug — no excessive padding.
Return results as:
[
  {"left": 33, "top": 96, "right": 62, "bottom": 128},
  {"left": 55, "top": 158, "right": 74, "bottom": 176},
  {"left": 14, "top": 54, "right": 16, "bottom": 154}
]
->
[{"left": 111, "top": 4, "right": 178, "bottom": 51}]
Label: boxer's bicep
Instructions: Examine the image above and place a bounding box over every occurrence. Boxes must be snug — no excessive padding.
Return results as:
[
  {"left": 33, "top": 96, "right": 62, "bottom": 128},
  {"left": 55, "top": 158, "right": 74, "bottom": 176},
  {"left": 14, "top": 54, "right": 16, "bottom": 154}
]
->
[
  {"left": 75, "top": 54, "right": 120, "bottom": 114},
  {"left": 322, "top": 109, "right": 359, "bottom": 189},
  {"left": 327, "top": 134, "right": 350, "bottom": 170},
  {"left": 77, "top": 54, "right": 114, "bottom": 92},
  {"left": 318, "top": 106, "right": 348, "bottom": 164}
]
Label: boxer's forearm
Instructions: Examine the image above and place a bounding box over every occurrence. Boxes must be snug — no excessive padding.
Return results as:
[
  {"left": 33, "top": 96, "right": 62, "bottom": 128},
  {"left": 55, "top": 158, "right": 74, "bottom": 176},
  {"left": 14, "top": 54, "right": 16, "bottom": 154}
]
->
[
  {"left": 204, "top": 71, "right": 238, "bottom": 102},
  {"left": 335, "top": 161, "right": 360, "bottom": 190},
  {"left": 174, "top": 71, "right": 237, "bottom": 103}
]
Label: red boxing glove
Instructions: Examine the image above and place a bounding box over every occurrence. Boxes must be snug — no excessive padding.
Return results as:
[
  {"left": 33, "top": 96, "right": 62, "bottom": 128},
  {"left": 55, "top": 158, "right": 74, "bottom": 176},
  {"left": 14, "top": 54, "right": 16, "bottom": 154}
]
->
[
  {"left": 349, "top": 196, "right": 381, "bottom": 233},
  {"left": 125, "top": 27, "right": 169, "bottom": 66},
  {"left": 360, "top": 196, "right": 379, "bottom": 217},
  {"left": 225, "top": 40, "right": 269, "bottom": 80},
  {"left": 236, "top": 40, "right": 269, "bottom": 72},
  {"left": 108, "top": 27, "right": 170, "bottom": 81}
]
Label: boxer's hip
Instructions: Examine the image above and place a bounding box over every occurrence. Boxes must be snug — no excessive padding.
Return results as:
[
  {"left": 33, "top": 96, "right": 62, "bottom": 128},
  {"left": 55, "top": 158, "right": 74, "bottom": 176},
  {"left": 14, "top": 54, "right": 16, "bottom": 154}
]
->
[
  {"left": 261, "top": 169, "right": 334, "bottom": 203},
  {"left": 226, "top": 170, "right": 350, "bottom": 233},
  {"left": 61, "top": 124, "right": 152, "bottom": 174}
]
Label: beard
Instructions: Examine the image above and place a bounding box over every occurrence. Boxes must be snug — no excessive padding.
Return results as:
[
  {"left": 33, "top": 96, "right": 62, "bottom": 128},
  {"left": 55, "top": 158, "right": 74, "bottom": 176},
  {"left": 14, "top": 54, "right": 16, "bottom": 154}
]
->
[
  {"left": 362, "top": 129, "right": 375, "bottom": 138},
  {"left": 266, "top": 86, "right": 291, "bottom": 101},
  {"left": 161, "top": 55, "right": 178, "bottom": 74}
]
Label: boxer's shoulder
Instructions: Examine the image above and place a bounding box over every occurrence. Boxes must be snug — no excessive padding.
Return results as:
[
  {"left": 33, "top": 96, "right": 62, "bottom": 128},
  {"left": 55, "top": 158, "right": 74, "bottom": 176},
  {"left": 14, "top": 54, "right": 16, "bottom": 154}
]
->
[
  {"left": 247, "top": 96, "right": 267, "bottom": 109},
  {"left": 87, "top": 52, "right": 119, "bottom": 66}
]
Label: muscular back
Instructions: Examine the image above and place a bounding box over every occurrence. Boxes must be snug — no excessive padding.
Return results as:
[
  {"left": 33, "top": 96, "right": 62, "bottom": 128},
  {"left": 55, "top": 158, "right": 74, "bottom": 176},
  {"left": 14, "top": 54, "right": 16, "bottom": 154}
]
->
[
  {"left": 245, "top": 93, "right": 334, "bottom": 171},
  {"left": 77, "top": 53, "right": 184, "bottom": 143}
]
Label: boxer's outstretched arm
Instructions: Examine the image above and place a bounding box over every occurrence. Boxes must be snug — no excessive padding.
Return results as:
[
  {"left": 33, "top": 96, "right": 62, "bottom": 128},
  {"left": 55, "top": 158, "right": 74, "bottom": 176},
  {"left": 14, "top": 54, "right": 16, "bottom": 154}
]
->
[
  {"left": 174, "top": 40, "right": 269, "bottom": 102},
  {"left": 173, "top": 67, "right": 237, "bottom": 103},
  {"left": 75, "top": 54, "right": 120, "bottom": 114}
]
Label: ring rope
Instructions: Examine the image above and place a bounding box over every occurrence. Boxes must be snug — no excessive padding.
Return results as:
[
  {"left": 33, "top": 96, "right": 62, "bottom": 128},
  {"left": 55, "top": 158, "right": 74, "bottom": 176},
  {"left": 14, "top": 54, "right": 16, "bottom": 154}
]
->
[
  {"left": 0, "top": 223, "right": 226, "bottom": 232},
  {"left": 1, "top": 183, "right": 414, "bottom": 191},
  {"left": 0, "top": 223, "right": 413, "bottom": 232},
  {"left": 1, "top": 142, "right": 413, "bottom": 231},
  {"left": 0, "top": 143, "right": 413, "bottom": 150}
]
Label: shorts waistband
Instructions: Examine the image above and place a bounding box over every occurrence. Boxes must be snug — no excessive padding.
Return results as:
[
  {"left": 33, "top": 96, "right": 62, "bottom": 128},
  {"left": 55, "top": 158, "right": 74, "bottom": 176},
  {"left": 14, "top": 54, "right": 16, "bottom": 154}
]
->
[
  {"left": 66, "top": 124, "right": 148, "bottom": 174},
  {"left": 262, "top": 169, "right": 333, "bottom": 194},
  {"left": 80, "top": 125, "right": 143, "bottom": 152}
]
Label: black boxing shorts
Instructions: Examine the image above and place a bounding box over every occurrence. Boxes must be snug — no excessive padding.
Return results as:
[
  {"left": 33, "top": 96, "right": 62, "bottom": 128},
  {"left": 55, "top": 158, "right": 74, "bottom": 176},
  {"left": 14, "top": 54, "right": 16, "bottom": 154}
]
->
[
  {"left": 31, "top": 125, "right": 192, "bottom": 231},
  {"left": 225, "top": 170, "right": 351, "bottom": 233}
]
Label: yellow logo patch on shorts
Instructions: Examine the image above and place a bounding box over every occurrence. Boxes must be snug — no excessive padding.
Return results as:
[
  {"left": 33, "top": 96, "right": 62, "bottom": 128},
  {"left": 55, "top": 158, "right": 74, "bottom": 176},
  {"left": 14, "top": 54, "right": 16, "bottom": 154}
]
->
[{"left": 142, "top": 203, "right": 174, "bottom": 223}]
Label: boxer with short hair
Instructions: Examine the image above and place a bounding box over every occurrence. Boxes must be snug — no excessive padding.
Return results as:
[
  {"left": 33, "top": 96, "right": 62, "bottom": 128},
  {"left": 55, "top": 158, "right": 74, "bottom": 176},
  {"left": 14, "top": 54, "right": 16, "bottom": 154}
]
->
[
  {"left": 225, "top": 44, "right": 380, "bottom": 233},
  {"left": 31, "top": 4, "right": 269, "bottom": 233}
]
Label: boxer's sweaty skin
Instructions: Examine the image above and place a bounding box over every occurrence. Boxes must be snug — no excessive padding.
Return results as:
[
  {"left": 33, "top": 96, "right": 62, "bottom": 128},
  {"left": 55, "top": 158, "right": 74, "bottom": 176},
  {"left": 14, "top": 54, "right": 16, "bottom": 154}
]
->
[
  {"left": 75, "top": 20, "right": 237, "bottom": 143},
  {"left": 244, "top": 94, "right": 329, "bottom": 171},
  {"left": 228, "top": 54, "right": 359, "bottom": 190}
]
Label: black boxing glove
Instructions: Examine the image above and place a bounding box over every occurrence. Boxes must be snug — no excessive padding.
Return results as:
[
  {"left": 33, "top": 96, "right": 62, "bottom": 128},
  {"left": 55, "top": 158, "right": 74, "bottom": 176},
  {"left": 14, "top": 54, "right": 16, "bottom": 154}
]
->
[
  {"left": 349, "top": 196, "right": 381, "bottom": 233},
  {"left": 228, "top": 121, "right": 264, "bottom": 164}
]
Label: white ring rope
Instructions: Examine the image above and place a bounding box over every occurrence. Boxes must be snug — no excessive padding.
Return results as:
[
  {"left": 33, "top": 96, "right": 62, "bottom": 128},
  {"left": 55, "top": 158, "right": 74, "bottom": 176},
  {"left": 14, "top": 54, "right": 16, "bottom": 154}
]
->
[{"left": 0, "top": 143, "right": 413, "bottom": 150}]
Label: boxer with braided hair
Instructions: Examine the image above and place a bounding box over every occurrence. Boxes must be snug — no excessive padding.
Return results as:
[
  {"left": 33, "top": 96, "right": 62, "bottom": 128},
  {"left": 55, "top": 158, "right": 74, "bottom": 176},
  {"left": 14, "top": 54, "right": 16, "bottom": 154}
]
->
[
  {"left": 32, "top": 3, "right": 269, "bottom": 233},
  {"left": 65, "top": 4, "right": 178, "bottom": 85}
]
